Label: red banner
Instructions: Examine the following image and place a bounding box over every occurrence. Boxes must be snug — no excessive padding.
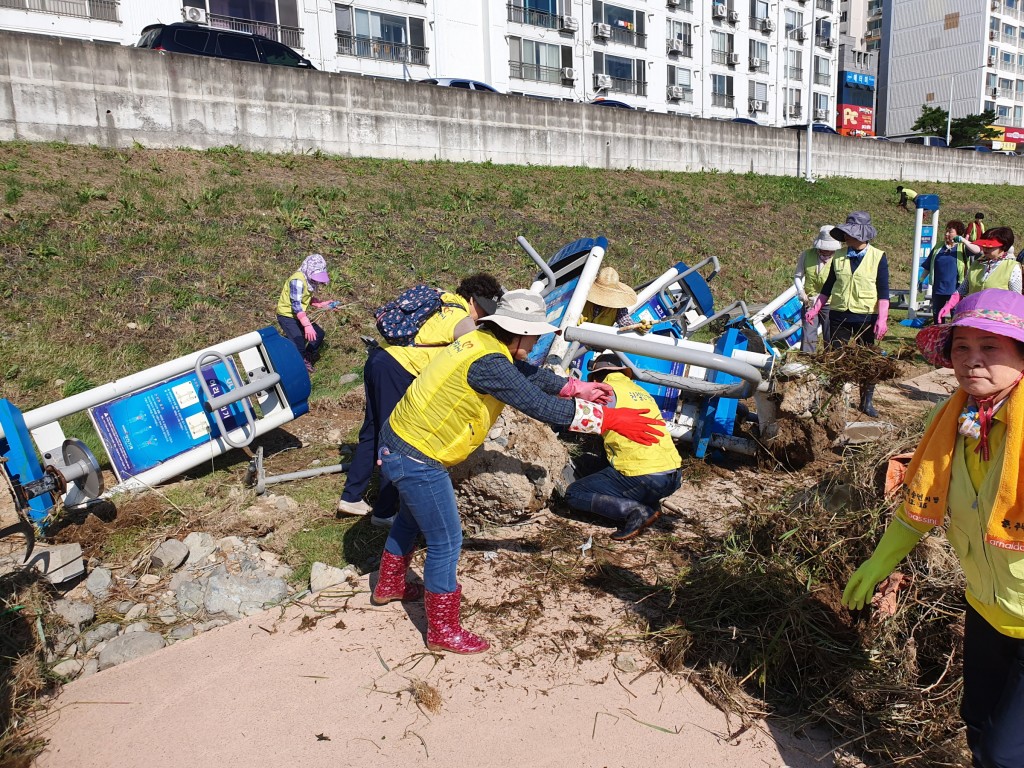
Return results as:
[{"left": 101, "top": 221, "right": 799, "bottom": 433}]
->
[{"left": 839, "top": 104, "right": 874, "bottom": 136}]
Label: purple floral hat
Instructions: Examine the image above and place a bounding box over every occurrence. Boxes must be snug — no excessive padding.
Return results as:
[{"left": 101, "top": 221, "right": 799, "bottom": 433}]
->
[{"left": 917, "top": 288, "right": 1024, "bottom": 368}]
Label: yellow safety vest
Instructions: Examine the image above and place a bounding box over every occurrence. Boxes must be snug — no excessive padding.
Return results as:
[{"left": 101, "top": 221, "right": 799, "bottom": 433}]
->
[
  {"left": 276, "top": 271, "right": 311, "bottom": 318},
  {"left": 830, "top": 245, "right": 884, "bottom": 314},
  {"left": 602, "top": 373, "right": 681, "bottom": 477},
  {"left": 580, "top": 302, "right": 619, "bottom": 326},
  {"left": 966, "top": 257, "right": 1017, "bottom": 295},
  {"left": 389, "top": 329, "right": 511, "bottom": 467},
  {"left": 800, "top": 249, "right": 831, "bottom": 297},
  {"left": 384, "top": 293, "right": 471, "bottom": 376}
]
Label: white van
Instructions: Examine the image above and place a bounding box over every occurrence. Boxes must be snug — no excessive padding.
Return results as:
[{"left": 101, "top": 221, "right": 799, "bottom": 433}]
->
[{"left": 886, "top": 134, "right": 949, "bottom": 147}]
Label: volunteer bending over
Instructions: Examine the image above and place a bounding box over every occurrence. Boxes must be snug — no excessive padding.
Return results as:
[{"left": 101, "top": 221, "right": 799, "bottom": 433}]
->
[
  {"left": 370, "top": 290, "right": 665, "bottom": 655},
  {"left": 843, "top": 288, "right": 1024, "bottom": 768}
]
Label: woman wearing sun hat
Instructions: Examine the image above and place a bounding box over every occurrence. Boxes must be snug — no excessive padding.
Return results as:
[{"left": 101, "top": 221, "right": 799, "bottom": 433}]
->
[
  {"left": 805, "top": 211, "right": 891, "bottom": 417},
  {"left": 843, "top": 288, "right": 1024, "bottom": 767},
  {"left": 938, "top": 227, "right": 1022, "bottom": 323},
  {"left": 370, "top": 289, "right": 667, "bottom": 654},
  {"left": 794, "top": 225, "right": 841, "bottom": 353},
  {"left": 582, "top": 266, "right": 638, "bottom": 326},
  {"left": 276, "top": 253, "right": 335, "bottom": 373}
]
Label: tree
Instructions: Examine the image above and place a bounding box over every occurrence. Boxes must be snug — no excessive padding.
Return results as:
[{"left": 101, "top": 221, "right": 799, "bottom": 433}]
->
[{"left": 911, "top": 104, "right": 1002, "bottom": 147}]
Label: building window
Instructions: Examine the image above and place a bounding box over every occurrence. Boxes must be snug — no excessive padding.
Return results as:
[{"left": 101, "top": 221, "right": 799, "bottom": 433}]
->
[
  {"left": 594, "top": 1, "right": 647, "bottom": 48},
  {"left": 813, "top": 55, "right": 831, "bottom": 86},
  {"left": 785, "top": 9, "right": 804, "bottom": 36},
  {"left": 748, "top": 0, "right": 768, "bottom": 30},
  {"left": 508, "top": 36, "right": 571, "bottom": 83},
  {"left": 785, "top": 49, "right": 803, "bottom": 80},
  {"left": 747, "top": 80, "right": 768, "bottom": 112},
  {"left": 204, "top": 0, "right": 303, "bottom": 49},
  {"left": 785, "top": 87, "right": 802, "bottom": 118},
  {"left": 666, "top": 65, "right": 694, "bottom": 101},
  {"left": 710, "top": 73, "right": 734, "bottom": 108},
  {"left": 711, "top": 29, "right": 733, "bottom": 64},
  {"left": 593, "top": 51, "right": 648, "bottom": 95},
  {"left": 506, "top": 0, "right": 561, "bottom": 30},
  {"left": 1015, "top": 105, "right": 1023, "bottom": 124},
  {"left": 0, "top": 0, "right": 120, "bottom": 22},
  {"left": 666, "top": 19, "right": 693, "bottom": 57},
  {"left": 749, "top": 39, "right": 768, "bottom": 72},
  {"left": 336, "top": 6, "right": 428, "bottom": 65}
]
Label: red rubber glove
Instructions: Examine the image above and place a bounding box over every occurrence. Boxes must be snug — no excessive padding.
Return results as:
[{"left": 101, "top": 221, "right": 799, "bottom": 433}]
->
[
  {"left": 601, "top": 407, "right": 665, "bottom": 446},
  {"left": 804, "top": 293, "right": 827, "bottom": 323},
  {"left": 296, "top": 311, "right": 317, "bottom": 343},
  {"left": 559, "top": 378, "right": 614, "bottom": 404},
  {"left": 937, "top": 292, "right": 960, "bottom": 323}
]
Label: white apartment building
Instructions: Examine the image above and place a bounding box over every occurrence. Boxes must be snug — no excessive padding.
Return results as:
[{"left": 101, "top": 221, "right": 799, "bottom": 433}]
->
[
  {"left": 0, "top": 0, "right": 839, "bottom": 127},
  {"left": 877, "top": 0, "right": 1024, "bottom": 139}
]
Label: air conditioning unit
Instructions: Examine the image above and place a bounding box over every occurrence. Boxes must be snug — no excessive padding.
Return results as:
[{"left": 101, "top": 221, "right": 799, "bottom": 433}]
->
[
  {"left": 749, "top": 57, "right": 764, "bottom": 69},
  {"left": 668, "top": 39, "right": 686, "bottom": 54},
  {"left": 822, "top": 37, "right": 835, "bottom": 49},
  {"left": 727, "top": 52, "right": 741, "bottom": 65},
  {"left": 992, "top": 86, "right": 1000, "bottom": 98},
  {"left": 594, "top": 73, "right": 613, "bottom": 89},
  {"left": 728, "top": 10, "right": 741, "bottom": 23},
  {"left": 560, "top": 67, "right": 576, "bottom": 81},
  {"left": 786, "top": 104, "right": 800, "bottom": 117},
  {"left": 594, "top": 22, "right": 612, "bottom": 39},
  {"left": 559, "top": 15, "right": 579, "bottom": 33},
  {"left": 988, "top": 55, "right": 997, "bottom": 66},
  {"left": 667, "top": 85, "right": 685, "bottom": 99},
  {"left": 712, "top": 3, "right": 727, "bottom": 19},
  {"left": 795, "top": 29, "right": 806, "bottom": 42},
  {"left": 990, "top": 30, "right": 998, "bottom": 41},
  {"left": 667, "top": 0, "right": 680, "bottom": 6},
  {"left": 814, "top": 108, "right": 828, "bottom": 120},
  {"left": 182, "top": 6, "right": 208, "bottom": 24},
  {"left": 749, "top": 99, "right": 766, "bottom": 111},
  {"left": 762, "top": 18, "right": 775, "bottom": 32}
]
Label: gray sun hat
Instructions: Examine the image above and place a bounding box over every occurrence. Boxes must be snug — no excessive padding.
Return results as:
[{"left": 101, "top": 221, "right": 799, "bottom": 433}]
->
[
  {"left": 479, "top": 289, "right": 560, "bottom": 336},
  {"left": 830, "top": 211, "right": 877, "bottom": 244},
  {"left": 812, "top": 225, "right": 842, "bottom": 251}
]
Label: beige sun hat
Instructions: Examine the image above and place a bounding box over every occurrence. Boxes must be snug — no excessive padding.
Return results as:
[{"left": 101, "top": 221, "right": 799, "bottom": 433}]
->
[
  {"left": 812, "top": 225, "right": 842, "bottom": 252},
  {"left": 478, "top": 289, "right": 560, "bottom": 336},
  {"left": 587, "top": 266, "right": 638, "bottom": 309}
]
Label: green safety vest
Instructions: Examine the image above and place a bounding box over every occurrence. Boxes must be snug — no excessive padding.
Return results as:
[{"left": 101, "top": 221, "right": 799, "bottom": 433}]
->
[{"left": 830, "top": 244, "right": 884, "bottom": 314}]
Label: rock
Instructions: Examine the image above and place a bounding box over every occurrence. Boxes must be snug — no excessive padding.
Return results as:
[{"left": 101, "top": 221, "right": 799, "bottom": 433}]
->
[
  {"left": 116, "top": 600, "right": 134, "bottom": 614},
  {"left": 139, "top": 574, "right": 161, "bottom": 586},
  {"left": 613, "top": 653, "right": 638, "bottom": 673},
  {"left": 310, "top": 562, "right": 358, "bottom": 593},
  {"left": 326, "top": 429, "right": 343, "bottom": 444},
  {"left": 124, "top": 604, "right": 148, "bottom": 622},
  {"left": 98, "top": 632, "right": 166, "bottom": 670},
  {"left": 156, "top": 607, "right": 177, "bottom": 625},
  {"left": 273, "top": 565, "right": 294, "bottom": 580},
  {"left": 81, "top": 622, "right": 120, "bottom": 652},
  {"left": 123, "top": 621, "right": 152, "bottom": 634},
  {"left": 79, "top": 659, "right": 99, "bottom": 678},
  {"left": 52, "top": 599, "right": 95, "bottom": 630},
  {"left": 258, "top": 551, "right": 281, "bottom": 567},
  {"left": 195, "top": 618, "right": 230, "bottom": 633},
  {"left": 217, "top": 536, "right": 244, "bottom": 553},
  {"left": 52, "top": 659, "right": 84, "bottom": 678},
  {"left": 86, "top": 567, "right": 113, "bottom": 598},
  {"left": 151, "top": 539, "right": 188, "bottom": 570},
  {"left": 204, "top": 572, "right": 289, "bottom": 618},
  {"left": 29, "top": 543, "right": 85, "bottom": 585},
  {"left": 169, "top": 625, "right": 195, "bottom": 641},
  {"left": 183, "top": 532, "right": 217, "bottom": 565},
  {"left": 175, "top": 578, "right": 208, "bottom": 615},
  {"left": 337, "top": 373, "right": 358, "bottom": 387},
  {"left": 126, "top": 322, "right": 138, "bottom": 330}
]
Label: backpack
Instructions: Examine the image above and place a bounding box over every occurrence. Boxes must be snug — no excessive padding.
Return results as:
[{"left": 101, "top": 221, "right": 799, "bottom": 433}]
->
[{"left": 373, "top": 285, "right": 461, "bottom": 346}]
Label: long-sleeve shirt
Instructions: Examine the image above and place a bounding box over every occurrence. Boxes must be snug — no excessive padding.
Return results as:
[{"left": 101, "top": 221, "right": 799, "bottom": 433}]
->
[
  {"left": 819, "top": 247, "right": 889, "bottom": 323},
  {"left": 955, "top": 258, "right": 1023, "bottom": 296}
]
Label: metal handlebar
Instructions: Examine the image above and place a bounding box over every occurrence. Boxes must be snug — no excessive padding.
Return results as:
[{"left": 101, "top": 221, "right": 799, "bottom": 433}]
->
[{"left": 194, "top": 351, "right": 271, "bottom": 450}]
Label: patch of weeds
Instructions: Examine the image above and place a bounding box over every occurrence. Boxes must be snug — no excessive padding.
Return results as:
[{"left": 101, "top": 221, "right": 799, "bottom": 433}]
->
[
  {"left": 285, "top": 519, "right": 386, "bottom": 585},
  {"left": 4, "top": 178, "right": 23, "bottom": 204}
]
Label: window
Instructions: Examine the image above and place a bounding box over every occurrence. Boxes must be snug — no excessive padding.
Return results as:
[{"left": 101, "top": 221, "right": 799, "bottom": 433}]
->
[
  {"left": 813, "top": 55, "right": 830, "bottom": 86},
  {"left": 748, "top": 0, "right": 767, "bottom": 29},
  {"left": 216, "top": 33, "right": 260, "bottom": 62},
  {"left": 507, "top": 0, "right": 561, "bottom": 30},
  {"left": 711, "top": 30, "right": 733, "bottom": 64},
  {"left": 260, "top": 39, "right": 304, "bottom": 66},
  {"left": 509, "top": 36, "right": 570, "bottom": 83},
  {"left": 1004, "top": 51, "right": 1015, "bottom": 67},
  {"left": 172, "top": 28, "right": 210, "bottom": 53},
  {"left": 593, "top": 52, "right": 648, "bottom": 95},
  {"left": 785, "top": 49, "right": 802, "bottom": 80},
  {"left": 667, "top": 19, "right": 693, "bottom": 56},
  {"left": 985, "top": 100, "right": 996, "bottom": 112},
  {"left": 748, "top": 80, "right": 768, "bottom": 111},
  {"left": 998, "top": 104, "right": 1011, "bottom": 118},
  {"left": 594, "top": 2, "right": 646, "bottom": 48},
  {"left": 814, "top": 92, "right": 829, "bottom": 112},
  {"left": 336, "top": 6, "right": 428, "bottom": 65},
  {"left": 711, "top": 73, "right": 733, "bottom": 107},
  {"left": 1015, "top": 105, "right": 1023, "bottom": 124},
  {"left": 749, "top": 39, "right": 768, "bottom": 72},
  {"left": 667, "top": 65, "right": 694, "bottom": 101},
  {"left": 784, "top": 9, "right": 804, "bottom": 36}
]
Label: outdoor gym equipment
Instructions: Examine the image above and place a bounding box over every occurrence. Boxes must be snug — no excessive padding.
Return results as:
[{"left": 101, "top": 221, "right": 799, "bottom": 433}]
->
[
  {"left": 895, "top": 193, "right": 941, "bottom": 326},
  {"left": 245, "top": 446, "right": 350, "bottom": 495}
]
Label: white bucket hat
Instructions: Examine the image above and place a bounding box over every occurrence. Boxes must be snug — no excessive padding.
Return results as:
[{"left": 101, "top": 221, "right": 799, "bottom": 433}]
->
[
  {"left": 812, "top": 225, "right": 842, "bottom": 252},
  {"left": 479, "top": 289, "right": 560, "bottom": 336}
]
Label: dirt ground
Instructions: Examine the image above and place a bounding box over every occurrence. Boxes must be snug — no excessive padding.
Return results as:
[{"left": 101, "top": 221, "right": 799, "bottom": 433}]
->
[{"left": 27, "top": 367, "right": 957, "bottom": 767}]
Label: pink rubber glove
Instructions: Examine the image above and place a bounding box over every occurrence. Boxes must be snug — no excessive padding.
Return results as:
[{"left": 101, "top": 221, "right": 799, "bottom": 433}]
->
[
  {"left": 804, "top": 294, "right": 826, "bottom": 323},
  {"left": 311, "top": 299, "right": 332, "bottom": 309},
  {"left": 297, "top": 311, "right": 317, "bottom": 343},
  {"left": 937, "top": 292, "right": 961, "bottom": 323},
  {"left": 874, "top": 299, "right": 889, "bottom": 340},
  {"left": 559, "top": 378, "right": 614, "bottom": 404}
]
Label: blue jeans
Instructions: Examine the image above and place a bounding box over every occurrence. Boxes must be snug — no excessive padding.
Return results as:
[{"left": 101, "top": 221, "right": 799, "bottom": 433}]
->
[
  {"left": 961, "top": 603, "right": 1024, "bottom": 768},
  {"left": 277, "top": 314, "right": 324, "bottom": 361},
  {"left": 378, "top": 447, "right": 462, "bottom": 594},
  {"left": 340, "top": 347, "right": 415, "bottom": 516},
  {"left": 565, "top": 466, "right": 681, "bottom": 518}
]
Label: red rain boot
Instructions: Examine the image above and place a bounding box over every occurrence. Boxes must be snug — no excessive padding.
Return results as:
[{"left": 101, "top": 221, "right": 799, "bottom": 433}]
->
[
  {"left": 370, "top": 551, "right": 424, "bottom": 606},
  {"left": 424, "top": 585, "right": 490, "bottom": 654}
]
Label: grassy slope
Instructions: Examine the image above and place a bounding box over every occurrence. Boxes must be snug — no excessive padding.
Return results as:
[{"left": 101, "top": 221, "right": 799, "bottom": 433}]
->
[{"left": 2, "top": 140, "right": 1020, "bottom": 412}]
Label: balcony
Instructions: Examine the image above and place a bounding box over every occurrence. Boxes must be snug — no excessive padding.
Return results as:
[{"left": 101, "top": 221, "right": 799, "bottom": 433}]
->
[
  {"left": 786, "top": 104, "right": 803, "bottom": 118},
  {"left": 786, "top": 65, "right": 803, "bottom": 80},
  {"left": 814, "top": 72, "right": 831, "bottom": 86},
  {"left": 509, "top": 61, "right": 563, "bottom": 84},
  {"left": 603, "top": 75, "right": 647, "bottom": 96},
  {"left": 336, "top": 33, "right": 429, "bottom": 66},
  {"left": 209, "top": 13, "right": 302, "bottom": 49},
  {"left": 815, "top": 0, "right": 833, "bottom": 10},
  {"left": 749, "top": 57, "right": 769, "bottom": 73},
  {"left": 0, "top": 0, "right": 119, "bottom": 21},
  {"left": 506, "top": 3, "right": 558, "bottom": 29},
  {"left": 672, "top": 88, "right": 694, "bottom": 103},
  {"left": 608, "top": 24, "right": 646, "bottom": 48},
  {"left": 666, "top": 38, "right": 693, "bottom": 57},
  {"left": 711, "top": 93, "right": 734, "bottom": 108},
  {"left": 711, "top": 50, "right": 730, "bottom": 65},
  {"left": 998, "top": 86, "right": 1015, "bottom": 98}
]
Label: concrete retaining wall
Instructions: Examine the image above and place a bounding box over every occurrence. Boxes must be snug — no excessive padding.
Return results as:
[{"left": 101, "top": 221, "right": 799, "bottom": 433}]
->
[{"left": 1, "top": 31, "right": 1022, "bottom": 186}]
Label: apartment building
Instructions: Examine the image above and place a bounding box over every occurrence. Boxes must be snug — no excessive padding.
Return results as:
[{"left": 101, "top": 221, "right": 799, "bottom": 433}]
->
[
  {"left": 877, "top": 0, "right": 1024, "bottom": 143},
  {"left": 0, "top": 0, "right": 839, "bottom": 128}
]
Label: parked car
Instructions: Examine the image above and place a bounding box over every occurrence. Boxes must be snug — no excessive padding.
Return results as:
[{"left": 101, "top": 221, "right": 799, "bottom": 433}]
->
[
  {"left": 730, "top": 117, "right": 760, "bottom": 126},
  {"left": 589, "top": 98, "right": 635, "bottom": 110},
  {"left": 136, "top": 22, "right": 314, "bottom": 68},
  {"left": 420, "top": 78, "right": 499, "bottom": 92},
  {"left": 900, "top": 135, "right": 948, "bottom": 147},
  {"left": 786, "top": 123, "right": 839, "bottom": 134},
  {"left": 954, "top": 145, "right": 994, "bottom": 152}
]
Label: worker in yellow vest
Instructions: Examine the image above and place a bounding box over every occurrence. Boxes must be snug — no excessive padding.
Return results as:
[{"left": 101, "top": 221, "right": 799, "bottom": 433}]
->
[
  {"left": 275, "top": 254, "right": 337, "bottom": 373},
  {"left": 370, "top": 290, "right": 666, "bottom": 654},
  {"left": 896, "top": 185, "right": 917, "bottom": 212},
  {"left": 581, "top": 266, "right": 637, "bottom": 326},
  {"left": 938, "top": 227, "right": 1022, "bottom": 323},
  {"left": 805, "top": 211, "right": 890, "bottom": 417},
  {"left": 793, "top": 225, "right": 841, "bottom": 353},
  {"left": 921, "top": 220, "right": 969, "bottom": 324},
  {"left": 966, "top": 212, "right": 986, "bottom": 242},
  {"left": 564, "top": 354, "right": 682, "bottom": 541}
]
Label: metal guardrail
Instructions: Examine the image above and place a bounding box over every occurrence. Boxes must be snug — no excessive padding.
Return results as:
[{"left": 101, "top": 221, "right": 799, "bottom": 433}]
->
[
  {"left": 0, "top": 0, "right": 118, "bottom": 21},
  {"left": 509, "top": 61, "right": 563, "bottom": 84},
  {"left": 208, "top": 13, "right": 302, "bottom": 50},
  {"left": 336, "top": 33, "right": 428, "bottom": 66},
  {"left": 506, "top": 3, "right": 558, "bottom": 29}
]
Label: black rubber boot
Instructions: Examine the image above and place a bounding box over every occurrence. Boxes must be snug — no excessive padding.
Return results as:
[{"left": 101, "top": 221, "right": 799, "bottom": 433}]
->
[
  {"left": 590, "top": 495, "right": 660, "bottom": 541},
  {"left": 859, "top": 385, "right": 879, "bottom": 418}
]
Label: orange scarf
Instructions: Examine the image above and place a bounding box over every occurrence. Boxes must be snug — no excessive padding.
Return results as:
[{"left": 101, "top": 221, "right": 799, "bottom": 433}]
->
[{"left": 902, "top": 383, "right": 1024, "bottom": 551}]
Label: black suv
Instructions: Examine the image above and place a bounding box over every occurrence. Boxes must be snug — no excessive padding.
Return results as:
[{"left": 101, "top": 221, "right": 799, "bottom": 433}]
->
[{"left": 136, "top": 22, "right": 314, "bottom": 69}]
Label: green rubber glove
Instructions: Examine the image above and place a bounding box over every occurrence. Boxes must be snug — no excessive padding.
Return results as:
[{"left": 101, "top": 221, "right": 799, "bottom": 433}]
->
[{"left": 841, "top": 521, "right": 924, "bottom": 610}]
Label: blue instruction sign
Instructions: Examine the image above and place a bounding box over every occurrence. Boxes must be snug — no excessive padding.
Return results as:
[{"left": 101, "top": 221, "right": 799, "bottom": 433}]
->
[{"left": 89, "top": 362, "right": 250, "bottom": 482}]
